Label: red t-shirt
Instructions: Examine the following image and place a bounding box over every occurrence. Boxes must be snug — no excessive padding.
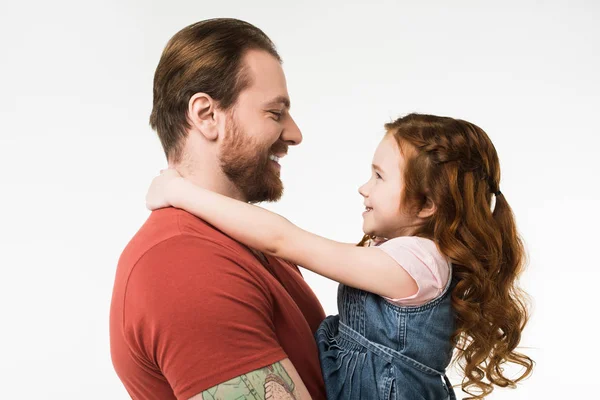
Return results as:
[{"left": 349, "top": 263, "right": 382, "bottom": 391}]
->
[{"left": 110, "top": 208, "right": 327, "bottom": 399}]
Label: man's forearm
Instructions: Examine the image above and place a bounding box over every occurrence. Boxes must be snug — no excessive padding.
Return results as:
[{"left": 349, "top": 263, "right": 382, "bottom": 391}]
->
[{"left": 198, "top": 361, "right": 302, "bottom": 400}]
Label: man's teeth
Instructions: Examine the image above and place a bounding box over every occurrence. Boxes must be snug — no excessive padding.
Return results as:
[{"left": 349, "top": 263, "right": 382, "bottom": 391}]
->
[{"left": 269, "top": 155, "right": 280, "bottom": 162}]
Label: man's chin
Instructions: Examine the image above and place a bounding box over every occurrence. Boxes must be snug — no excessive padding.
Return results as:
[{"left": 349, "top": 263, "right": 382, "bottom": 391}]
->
[{"left": 245, "top": 179, "right": 284, "bottom": 203}]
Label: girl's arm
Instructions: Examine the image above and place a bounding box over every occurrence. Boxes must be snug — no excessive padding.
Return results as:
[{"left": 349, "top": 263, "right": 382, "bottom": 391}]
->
[{"left": 162, "top": 176, "right": 417, "bottom": 299}]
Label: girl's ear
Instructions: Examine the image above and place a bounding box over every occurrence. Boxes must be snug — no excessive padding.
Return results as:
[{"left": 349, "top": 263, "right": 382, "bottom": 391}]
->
[{"left": 417, "top": 196, "right": 437, "bottom": 219}]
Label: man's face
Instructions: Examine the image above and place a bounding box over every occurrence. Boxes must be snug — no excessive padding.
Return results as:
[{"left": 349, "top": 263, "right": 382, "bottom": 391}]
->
[{"left": 219, "top": 50, "right": 302, "bottom": 203}]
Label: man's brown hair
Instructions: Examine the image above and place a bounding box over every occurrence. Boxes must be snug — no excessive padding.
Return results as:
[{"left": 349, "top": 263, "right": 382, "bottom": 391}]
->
[{"left": 149, "top": 18, "right": 281, "bottom": 162}]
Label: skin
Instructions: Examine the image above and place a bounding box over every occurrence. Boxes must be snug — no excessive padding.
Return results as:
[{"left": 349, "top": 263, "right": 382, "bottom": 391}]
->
[
  {"left": 197, "top": 360, "right": 305, "bottom": 400},
  {"left": 359, "top": 134, "right": 431, "bottom": 238}
]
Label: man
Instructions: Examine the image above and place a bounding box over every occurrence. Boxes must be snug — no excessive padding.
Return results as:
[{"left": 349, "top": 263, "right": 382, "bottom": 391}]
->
[{"left": 110, "top": 19, "right": 327, "bottom": 400}]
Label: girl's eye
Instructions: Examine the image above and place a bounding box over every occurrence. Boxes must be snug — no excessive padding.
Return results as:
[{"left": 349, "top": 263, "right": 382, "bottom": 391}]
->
[{"left": 375, "top": 172, "right": 382, "bottom": 179}]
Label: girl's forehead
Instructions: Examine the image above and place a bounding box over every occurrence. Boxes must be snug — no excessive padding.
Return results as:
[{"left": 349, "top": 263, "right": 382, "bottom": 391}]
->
[{"left": 373, "top": 135, "right": 402, "bottom": 167}]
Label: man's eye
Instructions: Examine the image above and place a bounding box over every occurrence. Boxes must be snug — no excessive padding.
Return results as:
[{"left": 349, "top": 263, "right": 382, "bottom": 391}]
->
[{"left": 270, "top": 111, "right": 282, "bottom": 121}]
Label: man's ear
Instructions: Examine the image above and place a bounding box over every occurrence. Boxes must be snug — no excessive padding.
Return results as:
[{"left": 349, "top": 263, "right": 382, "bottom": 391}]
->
[
  {"left": 188, "top": 93, "right": 220, "bottom": 141},
  {"left": 417, "top": 196, "right": 437, "bottom": 219}
]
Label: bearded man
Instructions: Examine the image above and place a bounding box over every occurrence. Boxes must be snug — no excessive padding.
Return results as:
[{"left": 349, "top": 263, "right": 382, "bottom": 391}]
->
[{"left": 110, "top": 18, "right": 326, "bottom": 400}]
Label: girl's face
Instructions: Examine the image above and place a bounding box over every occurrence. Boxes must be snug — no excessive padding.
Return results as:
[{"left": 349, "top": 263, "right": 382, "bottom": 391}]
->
[{"left": 359, "top": 134, "right": 422, "bottom": 239}]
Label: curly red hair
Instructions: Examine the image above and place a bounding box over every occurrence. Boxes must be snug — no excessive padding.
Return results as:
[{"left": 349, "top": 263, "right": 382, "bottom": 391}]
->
[{"left": 360, "top": 113, "right": 533, "bottom": 398}]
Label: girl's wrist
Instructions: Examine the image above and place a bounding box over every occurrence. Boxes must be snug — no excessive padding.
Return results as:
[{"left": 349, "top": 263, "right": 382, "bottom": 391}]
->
[{"left": 166, "top": 177, "right": 188, "bottom": 209}]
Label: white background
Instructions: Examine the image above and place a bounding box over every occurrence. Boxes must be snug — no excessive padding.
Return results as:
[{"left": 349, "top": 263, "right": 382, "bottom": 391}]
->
[{"left": 1, "top": 0, "right": 598, "bottom": 398}]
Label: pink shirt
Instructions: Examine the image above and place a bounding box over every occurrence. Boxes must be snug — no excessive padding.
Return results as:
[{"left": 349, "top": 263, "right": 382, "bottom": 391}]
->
[{"left": 373, "top": 236, "right": 451, "bottom": 306}]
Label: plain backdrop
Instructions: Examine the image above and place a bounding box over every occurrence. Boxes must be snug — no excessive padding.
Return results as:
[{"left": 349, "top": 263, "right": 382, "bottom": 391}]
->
[{"left": 1, "top": 0, "right": 599, "bottom": 398}]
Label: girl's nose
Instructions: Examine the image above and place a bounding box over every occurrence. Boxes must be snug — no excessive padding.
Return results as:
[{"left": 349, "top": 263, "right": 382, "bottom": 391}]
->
[{"left": 358, "top": 182, "right": 368, "bottom": 197}]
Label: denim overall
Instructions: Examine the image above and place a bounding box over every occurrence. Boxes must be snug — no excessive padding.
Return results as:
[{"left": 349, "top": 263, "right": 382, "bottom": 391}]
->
[{"left": 316, "top": 269, "right": 457, "bottom": 400}]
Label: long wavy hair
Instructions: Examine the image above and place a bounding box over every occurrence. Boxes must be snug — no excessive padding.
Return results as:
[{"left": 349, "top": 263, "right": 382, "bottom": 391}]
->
[{"left": 359, "top": 113, "right": 533, "bottom": 398}]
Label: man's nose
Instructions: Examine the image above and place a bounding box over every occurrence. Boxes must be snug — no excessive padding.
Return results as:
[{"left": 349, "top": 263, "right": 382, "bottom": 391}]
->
[{"left": 281, "top": 114, "right": 302, "bottom": 145}]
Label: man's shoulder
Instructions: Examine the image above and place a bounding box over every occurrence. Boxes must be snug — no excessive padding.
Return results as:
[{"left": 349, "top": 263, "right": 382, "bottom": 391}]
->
[
  {"left": 114, "top": 208, "right": 272, "bottom": 308},
  {"left": 116, "top": 208, "right": 267, "bottom": 286},
  {"left": 123, "top": 207, "right": 243, "bottom": 259}
]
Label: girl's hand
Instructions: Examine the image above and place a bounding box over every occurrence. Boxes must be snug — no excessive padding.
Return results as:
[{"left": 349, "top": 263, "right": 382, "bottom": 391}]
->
[{"left": 145, "top": 168, "right": 184, "bottom": 211}]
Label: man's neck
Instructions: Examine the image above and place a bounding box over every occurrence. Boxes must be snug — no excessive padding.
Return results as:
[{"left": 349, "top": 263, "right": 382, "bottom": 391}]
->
[
  {"left": 173, "top": 158, "right": 247, "bottom": 203},
  {"left": 173, "top": 157, "right": 271, "bottom": 263},
  {"left": 173, "top": 133, "right": 248, "bottom": 202},
  {"left": 181, "top": 166, "right": 245, "bottom": 202}
]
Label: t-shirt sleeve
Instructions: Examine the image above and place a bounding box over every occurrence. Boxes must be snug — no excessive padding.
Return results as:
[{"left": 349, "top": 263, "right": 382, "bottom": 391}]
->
[
  {"left": 376, "top": 236, "right": 450, "bottom": 306},
  {"left": 122, "top": 236, "right": 287, "bottom": 400}
]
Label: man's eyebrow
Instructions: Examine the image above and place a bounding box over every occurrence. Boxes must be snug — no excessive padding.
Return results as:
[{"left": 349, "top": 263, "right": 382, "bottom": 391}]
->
[{"left": 265, "top": 95, "right": 291, "bottom": 110}]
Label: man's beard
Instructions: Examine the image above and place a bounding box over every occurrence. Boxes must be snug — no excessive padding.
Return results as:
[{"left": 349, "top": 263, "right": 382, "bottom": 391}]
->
[{"left": 219, "top": 114, "right": 286, "bottom": 204}]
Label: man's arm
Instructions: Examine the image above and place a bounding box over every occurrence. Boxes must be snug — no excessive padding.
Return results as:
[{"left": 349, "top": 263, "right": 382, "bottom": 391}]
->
[
  {"left": 191, "top": 358, "right": 311, "bottom": 400},
  {"left": 124, "top": 237, "right": 317, "bottom": 399}
]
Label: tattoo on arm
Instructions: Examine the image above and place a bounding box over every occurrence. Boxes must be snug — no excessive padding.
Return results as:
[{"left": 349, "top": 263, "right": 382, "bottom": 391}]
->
[{"left": 201, "top": 362, "right": 299, "bottom": 400}]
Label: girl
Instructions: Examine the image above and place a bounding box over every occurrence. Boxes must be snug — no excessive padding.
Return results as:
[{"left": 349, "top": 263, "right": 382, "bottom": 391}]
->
[{"left": 146, "top": 113, "right": 533, "bottom": 399}]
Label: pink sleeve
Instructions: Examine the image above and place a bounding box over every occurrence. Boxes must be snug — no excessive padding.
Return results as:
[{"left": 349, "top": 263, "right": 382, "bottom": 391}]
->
[{"left": 375, "top": 236, "right": 450, "bottom": 306}]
